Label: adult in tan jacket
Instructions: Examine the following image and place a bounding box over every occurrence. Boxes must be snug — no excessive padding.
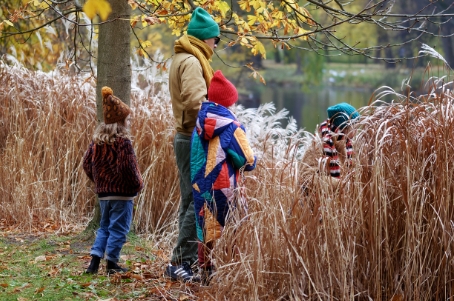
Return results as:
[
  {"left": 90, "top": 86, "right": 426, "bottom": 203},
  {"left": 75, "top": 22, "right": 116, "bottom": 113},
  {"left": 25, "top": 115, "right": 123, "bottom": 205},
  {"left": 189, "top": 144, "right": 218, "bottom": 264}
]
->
[{"left": 165, "top": 7, "right": 220, "bottom": 283}]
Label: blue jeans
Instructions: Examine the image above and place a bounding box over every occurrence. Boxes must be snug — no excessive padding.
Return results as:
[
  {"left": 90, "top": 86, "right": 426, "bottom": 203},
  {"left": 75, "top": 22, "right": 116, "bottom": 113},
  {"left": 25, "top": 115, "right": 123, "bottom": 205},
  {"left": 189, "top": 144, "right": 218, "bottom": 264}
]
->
[{"left": 90, "top": 199, "right": 133, "bottom": 263}]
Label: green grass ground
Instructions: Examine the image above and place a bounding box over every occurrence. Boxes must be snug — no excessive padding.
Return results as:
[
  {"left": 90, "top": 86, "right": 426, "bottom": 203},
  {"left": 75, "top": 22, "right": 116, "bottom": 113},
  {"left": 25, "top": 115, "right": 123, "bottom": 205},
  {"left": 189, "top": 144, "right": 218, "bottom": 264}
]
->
[{"left": 0, "top": 232, "right": 200, "bottom": 301}]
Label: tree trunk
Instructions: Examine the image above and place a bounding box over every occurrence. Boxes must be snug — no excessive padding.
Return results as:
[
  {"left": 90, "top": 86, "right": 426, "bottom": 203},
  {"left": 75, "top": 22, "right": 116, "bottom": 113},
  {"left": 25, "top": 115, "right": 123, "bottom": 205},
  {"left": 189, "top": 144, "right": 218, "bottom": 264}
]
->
[
  {"left": 441, "top": 21, "right": 454, "bottom": 69},
  {"left": 81, "top": 0, "right": 131, "bottom": 239},
  {"left": 294, "top": 50, "right": 303, "bottom": 75},
  {"left": 375, "top": 29, "right": 395, "bottom": 69},
  {"left": 274, "top": 48, "right": 281, "bottom": 63},
  {"left": 96, "top": 0, "right": 132, "bottom": 116},
  {"left": 250, "top": 54, "right": 263, "bottom": 69}
]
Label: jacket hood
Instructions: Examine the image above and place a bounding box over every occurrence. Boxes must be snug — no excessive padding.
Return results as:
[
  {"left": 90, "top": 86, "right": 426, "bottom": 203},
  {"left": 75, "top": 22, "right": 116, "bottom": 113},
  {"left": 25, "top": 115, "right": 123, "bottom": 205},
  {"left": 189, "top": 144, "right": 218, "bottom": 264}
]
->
[{"left": 195, "top": 102, "right": 240, "bottom": 140}]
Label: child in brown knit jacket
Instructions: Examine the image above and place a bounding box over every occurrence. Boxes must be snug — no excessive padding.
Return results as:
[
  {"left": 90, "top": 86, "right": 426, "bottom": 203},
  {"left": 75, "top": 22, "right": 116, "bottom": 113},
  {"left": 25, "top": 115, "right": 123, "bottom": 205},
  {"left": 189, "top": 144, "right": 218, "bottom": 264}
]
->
[{"left": 83, "top": 87, "right": 143, "bottom": 275}]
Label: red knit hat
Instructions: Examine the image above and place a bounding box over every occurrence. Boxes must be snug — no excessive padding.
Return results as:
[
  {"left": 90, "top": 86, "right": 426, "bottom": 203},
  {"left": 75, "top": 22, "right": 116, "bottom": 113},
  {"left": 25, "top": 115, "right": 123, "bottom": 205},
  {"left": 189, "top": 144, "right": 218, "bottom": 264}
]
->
[{"left": 208, "top": 70, "right": 238, "bottom": 108}]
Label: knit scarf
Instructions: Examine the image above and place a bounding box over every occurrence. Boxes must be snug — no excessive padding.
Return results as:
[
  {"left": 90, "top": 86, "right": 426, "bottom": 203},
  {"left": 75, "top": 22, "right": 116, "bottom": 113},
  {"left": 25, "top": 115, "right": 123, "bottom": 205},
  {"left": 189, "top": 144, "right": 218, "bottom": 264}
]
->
[{"left": 174, "top": 34, "right": 214, "bottom": 88}]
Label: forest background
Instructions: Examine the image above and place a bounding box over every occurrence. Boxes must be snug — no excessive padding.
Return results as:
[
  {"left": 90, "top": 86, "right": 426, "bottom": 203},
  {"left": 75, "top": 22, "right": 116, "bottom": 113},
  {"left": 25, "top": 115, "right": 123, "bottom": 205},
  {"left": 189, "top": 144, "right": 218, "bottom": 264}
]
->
[
  {"left": 2, "top": 0, "right": 454, "bottom": 130},
  {"left": 1, "top": 0, "right": 454, "bottom": 300}
]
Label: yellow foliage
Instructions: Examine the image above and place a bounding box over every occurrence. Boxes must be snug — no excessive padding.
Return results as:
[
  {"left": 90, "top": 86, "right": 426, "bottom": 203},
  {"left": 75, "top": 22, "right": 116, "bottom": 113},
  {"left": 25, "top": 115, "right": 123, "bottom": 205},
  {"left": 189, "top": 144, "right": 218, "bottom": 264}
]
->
[
  {"left": 140, "top": 40, "right": 152, "bottom": 48},
  {"left": 83, "top": 0, "right": 112, "bottom": 21},
  {"left": 241, "top": 37, "right": 249, "bottom": 45},
  {"left": 217, "top": 1, "right": 231, "bottom": 18},
  {"left": 247, "top": 14, "right": 259, "bottom": 26},
  {"left": 33, "top": 0, "right": 49, "bottom": 9},
  {"left": 251, "top": 40, "right": 266, "bottom": 59},
  {"left": 3, "top": 0, "right": 320, "bottom": 72},
  {"left": 238, "top": 0, "right": 251, "bottom": 12}
]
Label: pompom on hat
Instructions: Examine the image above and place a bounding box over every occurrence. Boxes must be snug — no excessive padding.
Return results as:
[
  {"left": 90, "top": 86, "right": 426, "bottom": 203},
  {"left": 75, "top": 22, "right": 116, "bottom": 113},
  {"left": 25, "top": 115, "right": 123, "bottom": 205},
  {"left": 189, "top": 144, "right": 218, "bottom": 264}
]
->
[
  {"left": 327, "top": 102, "right": 360, "bottom": 130},
  {"left": 208, "top": 70, "right": 238, "bottom": 108},
  {"left": 101, "top": 86, "right": 131, "bottom": 124},
  {"left": 187, "top": 7, "right": 220, "bottom": 41}
]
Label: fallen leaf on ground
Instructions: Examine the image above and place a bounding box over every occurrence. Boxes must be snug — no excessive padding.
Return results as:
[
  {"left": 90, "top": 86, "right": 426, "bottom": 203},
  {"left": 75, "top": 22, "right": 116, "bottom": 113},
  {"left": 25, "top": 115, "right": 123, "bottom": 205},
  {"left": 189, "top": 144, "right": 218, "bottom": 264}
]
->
[{"left": 34, "top": 255, "right": 46, "bottom": 262}]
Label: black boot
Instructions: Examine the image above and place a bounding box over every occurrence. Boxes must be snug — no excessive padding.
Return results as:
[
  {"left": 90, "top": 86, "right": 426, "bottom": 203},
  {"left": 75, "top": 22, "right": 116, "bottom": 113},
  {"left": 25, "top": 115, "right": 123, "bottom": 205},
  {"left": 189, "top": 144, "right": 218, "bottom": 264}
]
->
[
  {"left": 201, "top": 265, "right": 215, "bottom": 286},
  {"left": 106, "top": 260, "right": 128, "bottom": 275},
  {"left": 85, "top": 255, "right": 101, "bottom": 274}
]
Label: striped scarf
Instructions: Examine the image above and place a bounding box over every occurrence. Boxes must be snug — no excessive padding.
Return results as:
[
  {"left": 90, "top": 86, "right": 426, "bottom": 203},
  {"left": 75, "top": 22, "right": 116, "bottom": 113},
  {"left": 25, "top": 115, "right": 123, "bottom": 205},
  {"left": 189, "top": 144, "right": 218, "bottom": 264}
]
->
[
  {"left": 174, "top": 34, "right": 214, "bottom": 88},
  {"left": 319, "top": 119, "right": 353, "bottom": 178}
]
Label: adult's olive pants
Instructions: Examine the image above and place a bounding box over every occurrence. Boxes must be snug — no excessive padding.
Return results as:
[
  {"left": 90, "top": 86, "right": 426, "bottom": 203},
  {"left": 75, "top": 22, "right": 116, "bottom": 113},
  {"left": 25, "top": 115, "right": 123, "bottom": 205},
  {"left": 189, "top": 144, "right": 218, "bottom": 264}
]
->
[{"left": 171, "top": 133, "right": 198, "bottom": 265}]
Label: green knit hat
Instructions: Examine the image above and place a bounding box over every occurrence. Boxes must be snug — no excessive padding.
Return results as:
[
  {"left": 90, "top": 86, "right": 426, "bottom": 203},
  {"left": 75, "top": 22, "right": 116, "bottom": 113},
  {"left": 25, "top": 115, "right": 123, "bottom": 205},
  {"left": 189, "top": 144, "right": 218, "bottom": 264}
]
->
[
  {"left": 187, "top": 7, "right": 220, "bottom": 41},
  {"left": 327, "top": 102, "right": 360, "bottom": 130}
]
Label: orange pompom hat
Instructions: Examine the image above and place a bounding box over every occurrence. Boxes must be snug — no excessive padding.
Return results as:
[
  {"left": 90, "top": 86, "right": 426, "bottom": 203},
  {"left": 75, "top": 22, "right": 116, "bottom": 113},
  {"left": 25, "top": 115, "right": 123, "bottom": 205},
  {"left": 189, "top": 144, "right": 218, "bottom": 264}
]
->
[{"left": 101, "top": 86, "right": 131, "bottom": 124}]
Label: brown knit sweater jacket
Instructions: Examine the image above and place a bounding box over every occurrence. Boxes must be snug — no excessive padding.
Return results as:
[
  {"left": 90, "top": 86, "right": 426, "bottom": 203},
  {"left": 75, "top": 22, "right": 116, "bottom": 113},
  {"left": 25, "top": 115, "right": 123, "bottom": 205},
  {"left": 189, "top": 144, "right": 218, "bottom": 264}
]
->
[{"left": 83, "top": 137, "right": 143, "bottom": 198}]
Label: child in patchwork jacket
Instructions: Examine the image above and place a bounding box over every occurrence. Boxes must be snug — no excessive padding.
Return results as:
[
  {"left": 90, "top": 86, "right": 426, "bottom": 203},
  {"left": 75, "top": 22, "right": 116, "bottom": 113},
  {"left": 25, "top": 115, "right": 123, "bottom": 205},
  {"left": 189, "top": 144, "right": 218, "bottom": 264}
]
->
[
  {"left": 83, "top": 87, "right": 143, "bottom": 275},
  {"left": 190, "top": 70, "right": 257, "bottom": 283}
]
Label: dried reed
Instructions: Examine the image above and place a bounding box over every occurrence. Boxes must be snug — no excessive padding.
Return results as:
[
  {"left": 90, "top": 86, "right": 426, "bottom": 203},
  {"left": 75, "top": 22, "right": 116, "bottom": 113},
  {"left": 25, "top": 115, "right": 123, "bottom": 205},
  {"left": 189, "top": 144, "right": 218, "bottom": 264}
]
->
[
  {"left": 207, "top": 79, "right": 454, "bottom": 300},
  {"left": 0, "top": 61, "right": 179, "bottom": 236},
  {"left": 2, "top": 59, "right": 453, "bottom": 299}
]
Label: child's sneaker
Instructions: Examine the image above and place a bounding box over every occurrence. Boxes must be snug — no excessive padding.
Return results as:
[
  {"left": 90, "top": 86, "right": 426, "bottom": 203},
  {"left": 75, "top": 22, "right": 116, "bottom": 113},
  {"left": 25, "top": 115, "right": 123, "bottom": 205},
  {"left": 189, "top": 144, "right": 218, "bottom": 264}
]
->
[{"left": 164, "top": 262, "right": 200, "bottom": 282}]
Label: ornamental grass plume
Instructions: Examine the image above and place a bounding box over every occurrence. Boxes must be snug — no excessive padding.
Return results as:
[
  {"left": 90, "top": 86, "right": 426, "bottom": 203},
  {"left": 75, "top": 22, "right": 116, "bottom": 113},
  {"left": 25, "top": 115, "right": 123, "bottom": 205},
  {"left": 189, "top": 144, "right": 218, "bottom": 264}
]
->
[
  {"left": 207, "top": 79, "right": 454, "bottom": 300},
  {"left": 2, "top": 58, "right": 454, "bottom": 300},
  {"left": 0, "top": 60, "right": 179, "bottom": 235}
]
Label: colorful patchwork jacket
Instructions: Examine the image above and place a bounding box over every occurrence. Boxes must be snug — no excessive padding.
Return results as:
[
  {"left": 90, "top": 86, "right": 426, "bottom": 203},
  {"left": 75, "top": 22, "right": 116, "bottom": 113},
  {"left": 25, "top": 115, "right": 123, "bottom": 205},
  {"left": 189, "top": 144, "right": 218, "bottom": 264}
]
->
[{"left": 191, "top": 102, "right": 257, "bottom": 242}]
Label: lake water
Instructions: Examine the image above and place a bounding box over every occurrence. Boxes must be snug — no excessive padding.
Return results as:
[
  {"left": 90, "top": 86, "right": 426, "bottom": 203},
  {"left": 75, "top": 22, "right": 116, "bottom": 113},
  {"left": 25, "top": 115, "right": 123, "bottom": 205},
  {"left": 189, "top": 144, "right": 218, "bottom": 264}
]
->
[{"left": 238, "top": 84, "right": 374, "bottom": 132}]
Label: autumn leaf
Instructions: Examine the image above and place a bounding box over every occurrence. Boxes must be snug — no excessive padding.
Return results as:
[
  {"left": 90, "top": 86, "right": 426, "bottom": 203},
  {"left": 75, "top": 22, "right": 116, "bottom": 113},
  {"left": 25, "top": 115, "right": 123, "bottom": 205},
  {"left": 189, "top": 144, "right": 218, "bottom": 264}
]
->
[
  {"left": 35, "top": 287, "right": 45, "bottom": 293},
  {"left": 179, "top": 293, "right": 191, "bottom": 301},
  {"left": 130, "top": 16, "right": 139, "bottom": 28},
  {"left": 251, "top": 40, "right": 266, "bottom": 59},
  {"left": 247, "top": 14, "right": 259, "bottom": 26},
  {"left": 238, "top": 0, "right": 251, "bottom": 12},
  {"left": 33, "top": 0, "right": 50, "bottom": 9},
  {"left": 217, "top": 1, "right": 231, "bottom": 18},
  {"left": 129, "top": 274, "right": 143, "bottom": 280},
  {"left": 4, "top": 20, "right": 14, "bottom": 27},
  {"left": 128, "top": 0, "right": 138, "bottom": 10},
  {"left": 143, "top": 16, "right": 160, "bottom": 26},
  {"left": 140, "top": 40, "right": 152, "bottom": 48},
  {"left": 136, "top": 48, "right": 146, "bottom": 57},
  {"left": 83, "top": 0, "right": 112, "bottom": 21},
  {"left": 240, "top": 37, "right": 249, "bottom": 45},
  {"left": 34, "top": 255, "right": 46, "bottom": 263}
]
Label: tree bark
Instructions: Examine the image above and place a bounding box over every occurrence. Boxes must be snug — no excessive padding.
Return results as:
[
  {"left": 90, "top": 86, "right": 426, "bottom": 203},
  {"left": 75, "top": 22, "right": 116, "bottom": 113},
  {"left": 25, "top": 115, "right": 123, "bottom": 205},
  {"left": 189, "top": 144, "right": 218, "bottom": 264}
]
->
[
  {"left": 294, "top": 50, "right": 303, "bottom": 75},
  {"left": 82, "top": 0, "right": 131, "bottom": 239},
  {"left": 96, "top": 0, "right": 132, "bottom": 120},
  {"left": 441, "top": 21, "right": 454, "bottom": 69}
]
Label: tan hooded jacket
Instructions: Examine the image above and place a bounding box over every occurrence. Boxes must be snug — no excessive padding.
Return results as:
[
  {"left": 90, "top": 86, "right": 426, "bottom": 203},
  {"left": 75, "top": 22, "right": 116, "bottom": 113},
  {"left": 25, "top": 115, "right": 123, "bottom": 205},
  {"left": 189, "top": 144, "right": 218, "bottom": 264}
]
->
[{"left": 169, "top": 53, "right": 207, "bottom": 136}]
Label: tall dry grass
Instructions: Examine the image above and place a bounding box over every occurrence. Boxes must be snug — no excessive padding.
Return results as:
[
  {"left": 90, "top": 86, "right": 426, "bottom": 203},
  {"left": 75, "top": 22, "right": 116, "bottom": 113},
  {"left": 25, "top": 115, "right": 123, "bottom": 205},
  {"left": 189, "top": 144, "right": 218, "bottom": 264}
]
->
[
  {"left": 206, "top": 78, "right": 454, "bottom": 300},
  {"left": 0, "top": 60, "right": 179, "bottom": 234},
  {"left": 2, "top": 58, "right": 454, "bottom": 299}
]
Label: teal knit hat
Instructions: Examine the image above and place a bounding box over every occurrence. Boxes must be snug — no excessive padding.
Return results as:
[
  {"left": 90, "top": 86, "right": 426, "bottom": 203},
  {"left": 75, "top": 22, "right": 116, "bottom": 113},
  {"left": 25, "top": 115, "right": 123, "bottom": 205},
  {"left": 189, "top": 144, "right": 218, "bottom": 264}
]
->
[
  {"left": 187, "top": 7, "right": 220, "bottom": 41},
  {"left": 327, "top": 103, "right": 360, "bottom": 130}
]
